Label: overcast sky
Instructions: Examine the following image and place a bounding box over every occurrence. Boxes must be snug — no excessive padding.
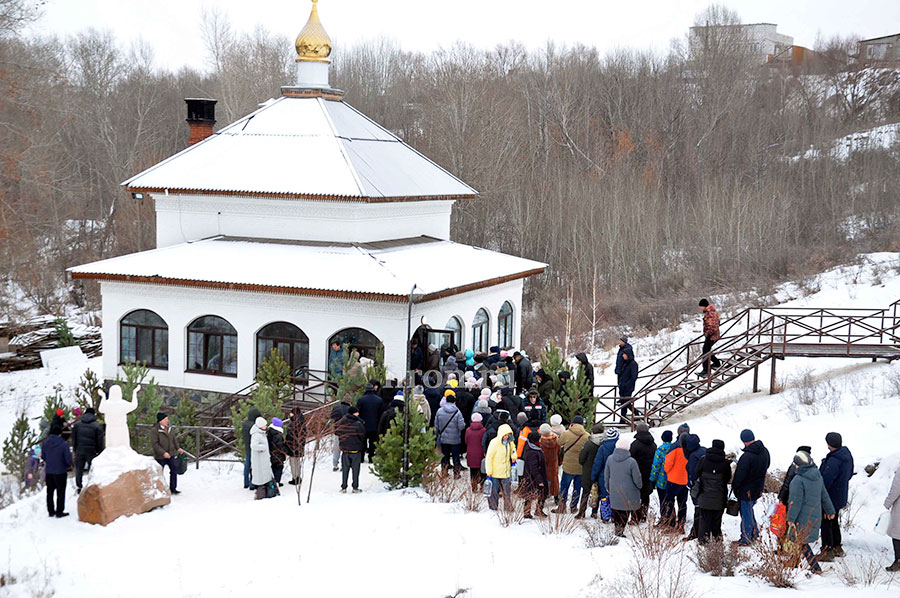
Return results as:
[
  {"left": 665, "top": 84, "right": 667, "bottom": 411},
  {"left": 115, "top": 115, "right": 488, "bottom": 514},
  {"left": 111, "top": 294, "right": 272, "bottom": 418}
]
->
[{"left": 27, "top": 0, "right": 900, "bottom": 71}]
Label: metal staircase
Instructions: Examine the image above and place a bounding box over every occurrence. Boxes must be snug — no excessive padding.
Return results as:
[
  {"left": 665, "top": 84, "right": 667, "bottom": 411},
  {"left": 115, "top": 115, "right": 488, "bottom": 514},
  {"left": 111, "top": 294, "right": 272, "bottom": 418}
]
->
[{"left": 595, "top": 299, "right": 900, "bottom": 429}]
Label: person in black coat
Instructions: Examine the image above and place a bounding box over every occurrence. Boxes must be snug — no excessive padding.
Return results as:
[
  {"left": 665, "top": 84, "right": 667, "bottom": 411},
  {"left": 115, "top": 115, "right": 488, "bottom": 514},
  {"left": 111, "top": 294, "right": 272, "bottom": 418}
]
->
[
  {"left": 520, "top": 431, "right": 549, "bottom": 518},
  {"left": 454, "top": 385, "right": 476, "bottom": 426},
  {"left": 356, "top": 384, "right": 384, "bottom": 463},
  {"left": 513, "top": 352, "right": 533, "bottom": 393},
  {"left": 520, "top": 389, "right": 547, "bottom": 424},
  {"left": 423, "top": 386, "right": 442, "bottom": 427},
  {"left": 692, "top": 439, "right": 732, "bottom": 544},
  {"left": 72, "top": 408, "right": 104, "bottom": 493},
  {"left": 336, "top": 407, "right": 367, "bottom": 492},
  {"left": 410, "top": 338, "right": 424, "bottom": 372},
  {"left": 731, "top": 429, "right": 770, "bottom": 545},
  {"left": 378, "top": 393, "right": 405, "bottom": 437},
  {"left": 617, "top": 349, "right": 639, "bottom": 423},
  {"left": 267, "top": 418, "right": 287, "bottom": 485},
  {"left": 819, "top": 432, "right": 854, "bottom": 560},
  {"left": 575, "top": 352, "right": 595, "bottom": 394},
  {"left": 329, "top": 401, "right": 351, "bottom": 472},
  {"left": 630, "top": 422, "right": 657, "bottom": 521},
  {"left": 498, "top": 387, "right": 520, "bottom": 421},
  {"left": 42, "top": 424, "right": 73, "bottom": 518}
]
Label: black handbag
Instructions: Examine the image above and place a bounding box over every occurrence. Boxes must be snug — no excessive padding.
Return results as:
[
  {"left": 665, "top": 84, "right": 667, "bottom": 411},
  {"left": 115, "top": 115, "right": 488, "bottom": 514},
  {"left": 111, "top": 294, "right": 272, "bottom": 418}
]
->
[
  {"left": 265, "top": 480, "right": 280, "bottom": 499},
  {"left": 176, "top": 454, "right": 188, "bottom": 475},
  {"left": 725, "top": 490, "right": 740, "bottom": 516}
]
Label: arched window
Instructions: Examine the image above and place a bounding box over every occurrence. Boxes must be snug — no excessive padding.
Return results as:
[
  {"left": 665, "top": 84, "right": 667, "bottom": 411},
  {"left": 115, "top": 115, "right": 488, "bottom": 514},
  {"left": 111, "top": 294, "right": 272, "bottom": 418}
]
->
[
  {"left": 187, "top": 315, "right": 237, "bottom": 376},
  {"left": 446, "top": 316, "right": 463, "bottom": 350},
  {"left": 257, "top": 322, "right": 309, "bottom": 377},
  {"left": 120, "top": 310, "right": 168, "bottom": 369},
  {"left": 498, "top": 301, "right": 514, "bottom": 350},
  {"left": 328, "top": 328, "right": 383, "bottom": 375},
  {"left": 472, "top": 308, "right": 490, "bottom": 353}
]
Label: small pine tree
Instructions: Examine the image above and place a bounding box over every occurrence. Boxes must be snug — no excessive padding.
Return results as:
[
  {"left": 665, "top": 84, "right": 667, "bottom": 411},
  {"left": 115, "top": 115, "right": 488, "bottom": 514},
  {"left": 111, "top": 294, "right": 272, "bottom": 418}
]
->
[
  {"left": 540, "top": 341, "right": 568, "bottom": 393},
  {"left": 231, "top": 349, "right": 291, "bottom": 458},
  {"left": 372, "top": 404, "right": 436, "bottom": 489},
  {"left": 175, "top": 396, "right": 199, "bottom": 456},
  {"left": 115, "top": 361, "right": 162, "bottom": 454},
  {"left": 54, "top": 317, "right": 76, "bottom": 347},
  {"left": 334, "top": 347, "right": 369, "bottom": 404},
  {"left": 74, "top": 368, "right": 103, "bottom": 414},
  {"left": 42, "top": 385, "right": 68, "bottom": 423},
  {"left": 2, "top": 412, "right": 37, "bottom": 482},
  {"left": 551, "top": 366, "right": 597, "bottom": 424}
]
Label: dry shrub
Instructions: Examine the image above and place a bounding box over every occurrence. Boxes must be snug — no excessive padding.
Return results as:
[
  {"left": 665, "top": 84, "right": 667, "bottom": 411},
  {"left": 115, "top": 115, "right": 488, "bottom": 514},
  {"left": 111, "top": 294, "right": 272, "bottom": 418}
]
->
[
  {"left": 839, "top": 488, "right": 863, "bottom": 531},
  {"left": 495, "top": 500, "right": 524, "bottom": 527},
  {"left": 764, "top": 470, "right": 784, "bottom": 494},
  {"left": 423, "top": 465, "right": 467, "bottom": 504},
  {"left": 834, "top": 553, "right": 887, "bottom": 587},
  {"left": 745, "top": 529, "right": 799, "bottom": 588},
  {"left": 582, "top": 518, "right": 620, "bottom": 548},
  {"left": 535, "top": 512, "right": 580, "bottom": 536},
  {"left": 692, "top": 538, "right": 739, "bottom": 577},
  {"left": 461, "top": 488, "right": 483, "bottom": 512},
  {"left": 630, "top": 519, "right": 681, "bottom": 559},
  {"left": 609, "top": 532, "right": 697, "bottom": 598}
]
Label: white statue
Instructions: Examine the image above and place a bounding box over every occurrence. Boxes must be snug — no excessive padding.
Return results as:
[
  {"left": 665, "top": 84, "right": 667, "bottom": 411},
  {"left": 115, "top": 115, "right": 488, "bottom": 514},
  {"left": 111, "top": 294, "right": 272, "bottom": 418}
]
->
[{"left": 98, "top": 384, "right": 140, "bottom": 449}]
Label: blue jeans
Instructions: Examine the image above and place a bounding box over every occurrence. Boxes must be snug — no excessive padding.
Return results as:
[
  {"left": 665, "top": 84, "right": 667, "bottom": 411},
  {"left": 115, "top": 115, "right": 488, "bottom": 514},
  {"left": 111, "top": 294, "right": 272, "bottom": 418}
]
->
[
  {"left": 243, "top": 452, "right": 252, "bottom": 489},
  {"left": 559, "top": 472, "right": 582, "bottom": 508},
  {"left": 739, "top": 499, "right": 758, "bottom": 544}
]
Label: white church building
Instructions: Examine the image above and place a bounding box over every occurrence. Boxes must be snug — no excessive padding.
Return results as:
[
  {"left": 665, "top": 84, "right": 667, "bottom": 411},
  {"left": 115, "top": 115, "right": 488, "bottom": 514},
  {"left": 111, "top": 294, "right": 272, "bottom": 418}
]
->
[{"left": 69, "top": 0, "right": 546, "bottom": 401}]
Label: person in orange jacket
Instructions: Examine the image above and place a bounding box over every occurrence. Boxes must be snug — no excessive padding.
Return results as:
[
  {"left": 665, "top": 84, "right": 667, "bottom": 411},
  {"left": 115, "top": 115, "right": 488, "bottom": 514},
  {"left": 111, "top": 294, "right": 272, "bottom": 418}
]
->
[{"left": 661, "top": 424, "right": 691, "bottom": 531}]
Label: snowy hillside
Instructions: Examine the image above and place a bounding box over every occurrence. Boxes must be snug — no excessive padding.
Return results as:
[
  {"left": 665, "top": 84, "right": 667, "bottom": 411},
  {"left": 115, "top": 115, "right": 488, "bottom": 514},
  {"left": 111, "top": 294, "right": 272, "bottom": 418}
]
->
[
  {"left": 1, "top": 253, "right": 899, "bottom": 597},
  {"left": 794, "top": 122, "right": 900, "bottom": 162}
]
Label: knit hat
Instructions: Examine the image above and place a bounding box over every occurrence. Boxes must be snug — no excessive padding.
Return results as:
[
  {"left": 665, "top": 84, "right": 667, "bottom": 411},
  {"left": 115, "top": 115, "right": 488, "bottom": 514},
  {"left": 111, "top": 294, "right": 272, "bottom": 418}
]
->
[
  {"left": 443, "top": 389, "right": 456, "bottom": 398},
  {"left": 740, "top": 429, "right": 755, "bottom": 443},
  {"left": 448, "top": 379, "right": 459, "bottom": 388},
  {"left": 661, "top": 430, "right": 673, "bottom": 442},
  {"left": 527, "top": 431, "right": 541, "bottom": 444},
  {"left": 591, "top": 423, "right": 605, "bottom": 434},
  {"left": 498, "top": 411, "right": 510, "bottom": 423},
  {"left": 395, "top": 390, "right": 405, "bottom": 398},
  {"left": 85, "top": 407, "right": 95, "bottom": 415},
  {"left": 793, "top": 450, "right": 812, "bottom": 467},
  {"left": 635, "top": 421, "right": 650, "bottom": 433},
  {"left": 606, "top": 428, "right": 620, "bottom": 440},
  {"left": 539, "top": 423, "right": 552, "bottom": 435},
  {"left": 797, "top": 445, "right": 812, "bottom": 454},
  {"left": 573, "top": 416, "right": 585, "bottom": 425},
  {"left": 677, "top": 423, "right": 690, "bottom": 435},
  {"left": 517, "top": 412, "right": 528, "bottom": 425},
  {"left": 825, "top": 432, "right": 842, "bottom": 449},
  {"left": 364, "top": 383, "right": 374, "bottom": 393},
  {"left": 255, "top": 416, "right": 267, "bottom": 428},
  {"left": 480, "top": 388, "right": 491, "bottom": 398},
  {"left": 527, "top": 388, "right": 538, "bottom": 397},
  {"left": 271, "top": 417, "right": 283, "bottom": 429},
  {"left": 620, "top": 336, "right": 628, "bottom": 344},
  {"left": 348, "top": 406, "right": 359, "bottom": 415},
  {"left": 471, "top": 412, "right": 483, "bottom": 423},
  {"left": 56, "top": 409, "right": 64, "bottom": 417},
  {"left": 616, "top": 436, "right": 630, "bottom": 450},
  {"left": 156, "top": 412, "right": 167, "bottom": 423},
  {"left": 49, "top": 424, "right": 62, "bottom": 436},
  {"left": 550, "top": 414, "right": 562, "bottom": 427},
  {"left": 712, "top": 439, "right": 725, "bottom": 450},
  {"left": 475, "top": 399, "right": 489, "bottom": 411}
]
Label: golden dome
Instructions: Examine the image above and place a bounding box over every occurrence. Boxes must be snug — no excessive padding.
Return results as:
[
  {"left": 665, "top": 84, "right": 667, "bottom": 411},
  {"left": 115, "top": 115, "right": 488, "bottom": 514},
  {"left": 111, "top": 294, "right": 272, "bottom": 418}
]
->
[{"left": 295, "top": 0, "right": 332, "bottom": 63}]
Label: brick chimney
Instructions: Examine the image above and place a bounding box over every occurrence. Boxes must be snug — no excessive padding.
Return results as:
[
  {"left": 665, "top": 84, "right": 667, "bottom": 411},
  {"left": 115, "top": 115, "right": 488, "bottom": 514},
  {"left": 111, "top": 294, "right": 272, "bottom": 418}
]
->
[{"left": 185, "top": 98, "right": 216, "bottom": 146}]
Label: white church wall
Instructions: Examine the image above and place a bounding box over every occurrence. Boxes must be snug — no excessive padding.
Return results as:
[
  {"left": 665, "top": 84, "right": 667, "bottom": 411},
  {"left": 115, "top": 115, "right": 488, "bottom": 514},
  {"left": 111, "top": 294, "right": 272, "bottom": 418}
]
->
[
  {"left": 98, "top": 278, "right": 525, "bottom": 394},
  {"left": 154, "top": 194, "right": 454, "bottom": 247}
]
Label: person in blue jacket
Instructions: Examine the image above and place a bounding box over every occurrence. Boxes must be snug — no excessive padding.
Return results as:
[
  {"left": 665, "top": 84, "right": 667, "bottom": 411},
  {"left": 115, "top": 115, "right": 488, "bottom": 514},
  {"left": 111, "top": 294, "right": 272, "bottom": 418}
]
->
[
  {"left": 42, "top": 424, "right": 73, "bottom": 518},
  {"left": 818, "top": 431, "right": 854, "bottom": 561},
  {"left": 591, "top": 428, "right": 621, "bottom": 497}
]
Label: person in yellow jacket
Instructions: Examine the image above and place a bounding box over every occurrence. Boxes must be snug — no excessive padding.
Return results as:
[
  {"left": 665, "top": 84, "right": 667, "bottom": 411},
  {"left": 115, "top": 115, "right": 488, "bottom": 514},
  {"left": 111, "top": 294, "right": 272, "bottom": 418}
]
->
[{"left": 485, "top": 423, "right": 517, "bottom": 511}]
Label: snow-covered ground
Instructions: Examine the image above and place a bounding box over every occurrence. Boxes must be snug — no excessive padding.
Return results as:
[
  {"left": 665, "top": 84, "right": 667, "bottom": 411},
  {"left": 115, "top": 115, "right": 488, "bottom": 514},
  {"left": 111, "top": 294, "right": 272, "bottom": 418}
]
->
[
  {"left": 793, "top": 122, "right": 900, "bottom": 162},
  {"left": 1, "top": 252, "right": 899, "bottom": 597}
]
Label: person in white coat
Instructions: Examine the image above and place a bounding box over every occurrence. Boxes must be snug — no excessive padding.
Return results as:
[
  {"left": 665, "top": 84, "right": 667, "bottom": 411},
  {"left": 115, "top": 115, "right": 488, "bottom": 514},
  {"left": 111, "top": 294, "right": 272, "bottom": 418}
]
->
[
  {"left": 885, "top": 462, "right": 900, "bottom": 572},
  {"left": 250, "top": 417, "right": 274, "bottom": 499}
]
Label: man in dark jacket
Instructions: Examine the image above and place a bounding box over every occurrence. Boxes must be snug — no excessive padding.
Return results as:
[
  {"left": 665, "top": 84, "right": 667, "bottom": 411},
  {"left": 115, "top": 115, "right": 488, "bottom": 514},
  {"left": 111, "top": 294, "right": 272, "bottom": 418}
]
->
[
  {"left": 535, "top": 369, "right": 554, "bottom": 402},
  {"left": 614, "top": 337, "right": 632, "bottom": 377},
  {"left": 151, "top": 413, "right": 183, "bottom": 494},
  {"left": 409, "top": 338, "right": 424, "bottom": 372},
  {"left": 693, "top": 439, "right": 731, "bottom": 544},
  {"left": 336, "top": 406, "right": 366, "bottom": 493},
  {"left": 284, "top": 408, "right": 306, "bottom": 486},
  {"left": 42, "top": 424, "right": 72, "bottom": 518},
  {"left": 423, "top": 386, "right": 442, "bottom": 427},
  {"left": 778, "top": 445, "right": 812, "bottom": 506},
  {"left": 630, "top": 422, "right": 657, "bottom": 521},
  {"left": 617, "top": 349, "right": 639, "bottom": 423},
  {"left": 520, "top": 389, "right": 547, "bottom": 424},
  {"left": 330, "top": 400, "right": 351, "bottom": 472},
  {"left": 498, "top": 386, "right": 521, "bottom": 421},
  {"left": 454, "top": 383, "right": 476, "bottom": 426},
  {"left": 487, "top": 346, "right": 502, "bottom": 366},
  {"left": 242, "top": 407, "right": 262, "bottom": 489},
  {"left": 575, "top": 423, "right": 605, "bottom": 519},
  {"left": 267, "top": 417, "right": 287, "bottom": 485},
  {"left": 682, "top": 433, "right": 707, "bottom": 541},
  {"left": 356, "top": 384, "right": 384, "bottom": 463},
  {"left": 818, "top": 432, "right": 854, "bottom": 561},
  {"left": 575, "top": 352, "right": 595, "bottom": 395},
  {"left": 513, "top": 352, "right": 533, "bottom": 393},
  {"left": 72, "top": 407, "right": 104, "bottom": 493},
  {"left": 731, "top": 429, "right": 770, "bottom": 546},
  {"left": 378, "top": 392, "right": 405, "bottom": 438},
  {"left": 521, "top": 431, "right": 549, "bottom": 518}
]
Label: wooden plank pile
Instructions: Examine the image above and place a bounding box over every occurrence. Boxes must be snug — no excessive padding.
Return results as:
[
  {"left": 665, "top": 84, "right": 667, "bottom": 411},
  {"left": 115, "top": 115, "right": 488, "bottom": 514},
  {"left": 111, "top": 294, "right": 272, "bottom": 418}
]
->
[{"left": 0, "top": 316, "right": 101, "bottom": 372}]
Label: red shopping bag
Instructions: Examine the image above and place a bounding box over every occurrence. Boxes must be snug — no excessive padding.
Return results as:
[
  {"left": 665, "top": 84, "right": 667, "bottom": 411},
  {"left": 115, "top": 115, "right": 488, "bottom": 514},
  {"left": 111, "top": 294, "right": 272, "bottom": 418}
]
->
[{"left": 770, "top": 502, "right": 787, "bottom": 537}]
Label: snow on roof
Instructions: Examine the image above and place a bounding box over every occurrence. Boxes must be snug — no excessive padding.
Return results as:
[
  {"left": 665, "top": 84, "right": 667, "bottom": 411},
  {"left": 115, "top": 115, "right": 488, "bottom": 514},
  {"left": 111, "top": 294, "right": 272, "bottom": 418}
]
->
[
  {"left": 67, "top": 237, "right": 545, "bottom": 302},
  {"left": 123, "top": 97, "right": 477, "bottom": 201}
]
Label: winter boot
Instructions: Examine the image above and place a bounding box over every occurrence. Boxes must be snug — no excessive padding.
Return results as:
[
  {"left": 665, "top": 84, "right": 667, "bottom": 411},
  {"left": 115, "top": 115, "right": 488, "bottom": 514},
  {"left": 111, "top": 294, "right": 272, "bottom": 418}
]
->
[
  {"left": 817, "top": 548, "right": 835, "bottom": 563},
  {"left": 886, "top": 560, "right": 900, "bottom": 572},
  {"left": 832, "top": 546, "right": 845, "bottom": 558}
]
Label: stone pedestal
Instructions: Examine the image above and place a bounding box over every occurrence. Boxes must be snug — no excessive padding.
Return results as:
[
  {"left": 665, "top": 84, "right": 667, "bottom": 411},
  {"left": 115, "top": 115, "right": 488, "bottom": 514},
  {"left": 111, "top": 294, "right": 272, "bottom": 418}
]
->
[{"left": 77, "top": 447, "right": 171, "bottom": 526}]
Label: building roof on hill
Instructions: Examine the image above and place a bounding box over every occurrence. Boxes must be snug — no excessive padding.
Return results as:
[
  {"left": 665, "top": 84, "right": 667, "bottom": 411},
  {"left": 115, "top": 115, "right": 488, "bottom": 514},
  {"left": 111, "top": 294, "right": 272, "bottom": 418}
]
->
[
  {"left": 123, "top": 96, "right": 477, "bottom": 202},
  {"left": 68, "top": 236, "right": 545, "bottom": 303}
]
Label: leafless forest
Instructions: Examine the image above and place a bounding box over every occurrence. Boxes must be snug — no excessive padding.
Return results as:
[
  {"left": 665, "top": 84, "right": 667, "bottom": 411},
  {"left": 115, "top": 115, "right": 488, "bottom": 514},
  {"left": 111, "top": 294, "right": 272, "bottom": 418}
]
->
[{"left": 1, "top": 4, "right": 898, "bottom": 348}]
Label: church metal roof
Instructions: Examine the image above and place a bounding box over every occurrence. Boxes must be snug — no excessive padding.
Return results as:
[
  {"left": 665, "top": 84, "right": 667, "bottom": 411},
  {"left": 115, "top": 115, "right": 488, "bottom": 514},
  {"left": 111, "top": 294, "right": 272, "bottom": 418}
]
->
[
  {"left": 68, "top": 237, "right": 545, "bottom": 303},
  {"left": 122, "top": 97, "right": 477, "bottom": 202}
]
